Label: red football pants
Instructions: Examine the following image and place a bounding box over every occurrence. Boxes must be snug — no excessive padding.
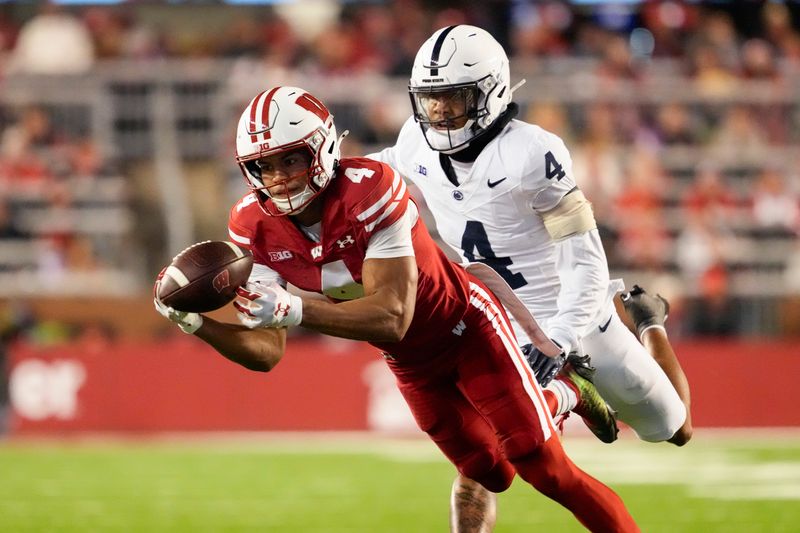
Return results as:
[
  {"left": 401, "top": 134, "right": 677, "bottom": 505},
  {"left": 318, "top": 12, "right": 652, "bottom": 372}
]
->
[{"left": 388, "top": 281, "right": 638, "bottom": 532}]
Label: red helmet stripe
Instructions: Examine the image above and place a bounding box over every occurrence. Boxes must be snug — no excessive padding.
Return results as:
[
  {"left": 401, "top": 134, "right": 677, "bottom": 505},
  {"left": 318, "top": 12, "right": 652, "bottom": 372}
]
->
[
  {"left": 248, "top": 90, "right": 267, "bottom": 144},
  {"left": 260, "top": 86, "right": 281, "bottom": 142},
  {"left": 295, "top": 92, "right": 330, "bottom": 122}
]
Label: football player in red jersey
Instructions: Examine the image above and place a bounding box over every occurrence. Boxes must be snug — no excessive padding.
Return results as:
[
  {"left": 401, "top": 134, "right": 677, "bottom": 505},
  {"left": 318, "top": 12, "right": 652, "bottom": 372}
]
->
[{"left": 154, "top": 86, "right": 639, "bottom": 532}]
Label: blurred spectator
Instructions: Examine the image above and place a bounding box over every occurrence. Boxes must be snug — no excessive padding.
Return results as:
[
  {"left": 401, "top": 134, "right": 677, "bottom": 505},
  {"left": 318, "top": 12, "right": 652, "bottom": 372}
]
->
[
  {"left": 596, "top": 34, "right": 640, "bottom": 81},
  {"left": 683, "top": 262, "right": 740, "bottom": 336},
  {"left": 708, "top": 105, "right": 769, "bottom": 163},
  {"left": 751, "top": 167, "right": 799, "bottom": 237},
  {"left": 682, "top": 163, "right": 737, "bottom": 228},
  {"left": 510, "top": 1, "right": 572, "bottom": 59},
  {"left": 640, "top": 0, "right": 698, "bottom": 58},
  {"left": 674, "top": 214, "right": 735, "bottom": 283},
  {"left": 688, "top": 43, "right": 738, "bottom": 96},
  {"left": 0, "top": 106, "right": 59, "bottom": 185},
  {"left": 524, "top": 102, "right": 572, "bottom": 142},
  {"left": 83, "top": 7, "right": 162, "bottom": 60},
  {"left": 0, "top": 197, "right": 24, "bottom": 241},
  {"left": 571, "top": 103, "right": 625, "bottom": 226},
  {"left": 7, "top": 3, "right": 94, "bottom": 75},
  {"left": 653, "top": 103, "right": 703, "bottom": 145},
  {"left": 613, "top": 149, "right": 671, "bottom": 269},
  {"left": 740, "top": 38, "right": 780, "bottom": 80}
]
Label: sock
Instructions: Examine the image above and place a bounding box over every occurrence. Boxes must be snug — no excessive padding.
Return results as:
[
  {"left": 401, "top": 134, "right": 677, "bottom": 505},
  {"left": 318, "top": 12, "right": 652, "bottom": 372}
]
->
[{"left": 545, "top": 378, "right": 578, "bottom": 417}]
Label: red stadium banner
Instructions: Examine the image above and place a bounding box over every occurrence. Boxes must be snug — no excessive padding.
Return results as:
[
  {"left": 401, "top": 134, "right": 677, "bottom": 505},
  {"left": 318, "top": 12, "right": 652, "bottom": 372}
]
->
[{"left": 5, "top": 336, "right": 800, "bottom": 434}]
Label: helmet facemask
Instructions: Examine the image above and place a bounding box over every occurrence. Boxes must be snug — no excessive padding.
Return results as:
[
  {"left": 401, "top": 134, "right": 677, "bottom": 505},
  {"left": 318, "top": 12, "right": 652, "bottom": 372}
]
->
[
  {"left": 410, "top": 82, "right": 487, "bottom": 153},
  {"left": 408, "top": 25, "right": 512, "bottom": 153},
  {"left": 237, "top": 128, "right": 330, "bottom": 216}
]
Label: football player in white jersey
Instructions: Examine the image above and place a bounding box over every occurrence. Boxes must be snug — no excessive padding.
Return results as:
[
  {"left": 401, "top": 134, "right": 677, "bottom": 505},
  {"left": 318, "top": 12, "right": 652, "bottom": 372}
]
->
[{"left": 370, "top": 24, "right": 692, "bottom": 532}]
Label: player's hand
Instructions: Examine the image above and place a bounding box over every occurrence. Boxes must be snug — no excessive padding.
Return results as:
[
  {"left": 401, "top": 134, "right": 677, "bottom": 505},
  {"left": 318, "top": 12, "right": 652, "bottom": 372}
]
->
[
  {"left": 154, "top": 298, "right": 204, "bottom": 334},
  {"left": 153, "top": 267, "right": 203, "bottom": 334},
  {"left": 522, "top": 343, "right": 567, "bottom": 388},
  {"left": 234, "top": 281, "right": 303, "bottom": 329}
]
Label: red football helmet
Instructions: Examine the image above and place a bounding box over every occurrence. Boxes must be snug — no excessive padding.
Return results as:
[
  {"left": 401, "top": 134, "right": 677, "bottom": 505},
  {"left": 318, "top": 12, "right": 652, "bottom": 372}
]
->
[{"left": 235, "top": 86, "right": 343, "bottom": 215}]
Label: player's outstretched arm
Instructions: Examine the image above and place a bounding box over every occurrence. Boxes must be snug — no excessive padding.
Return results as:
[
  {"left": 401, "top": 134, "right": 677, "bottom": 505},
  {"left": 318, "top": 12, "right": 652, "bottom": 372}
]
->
[
  {"left": 193, "top": 317, "right": 287, "bottom": 372},
  {"left": 301, "top": 256, "right": 418, "bottom": 343}
]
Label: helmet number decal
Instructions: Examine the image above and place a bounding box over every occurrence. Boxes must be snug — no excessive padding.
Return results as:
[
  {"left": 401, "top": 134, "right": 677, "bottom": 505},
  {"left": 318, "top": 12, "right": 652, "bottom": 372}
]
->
[
  {"left": 545, "top": 151, "right": 566, "bottom": 181},
  {"left": 344, "top": 167, "right": 376, "bottom": 184}
]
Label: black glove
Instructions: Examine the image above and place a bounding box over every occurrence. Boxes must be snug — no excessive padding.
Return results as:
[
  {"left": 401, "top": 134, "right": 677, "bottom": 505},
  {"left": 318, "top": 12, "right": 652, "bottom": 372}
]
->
[{"left": 521, "top": 343, "right": 567, "bottom": 388}]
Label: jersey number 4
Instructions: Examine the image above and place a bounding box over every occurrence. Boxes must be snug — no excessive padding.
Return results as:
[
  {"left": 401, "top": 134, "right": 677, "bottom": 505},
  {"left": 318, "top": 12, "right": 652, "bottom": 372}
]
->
[
  {"left": 461, "top": 221, "right": 527, "bottom": 289},
  {"left": 545, "top": 151, "right": 566, "bottom": 181}
]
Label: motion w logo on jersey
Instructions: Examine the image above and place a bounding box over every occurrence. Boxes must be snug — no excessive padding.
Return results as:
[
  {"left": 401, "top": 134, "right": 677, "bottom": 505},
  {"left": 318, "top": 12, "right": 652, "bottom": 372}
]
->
[{"left": 310, "top": 245, "right": 322, "bottom": 259}]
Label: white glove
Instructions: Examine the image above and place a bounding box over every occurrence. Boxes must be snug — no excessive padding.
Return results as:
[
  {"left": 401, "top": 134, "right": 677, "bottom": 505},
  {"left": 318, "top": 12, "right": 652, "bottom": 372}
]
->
[
  {"left": 154, "top": 298, "right": 203, "bottom": 334},
  {"left": 234, "top": 281, "right": 303, "bottom": 329}
]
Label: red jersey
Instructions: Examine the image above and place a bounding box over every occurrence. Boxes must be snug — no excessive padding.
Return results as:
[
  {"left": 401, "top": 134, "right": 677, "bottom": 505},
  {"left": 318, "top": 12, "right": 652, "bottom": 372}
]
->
[{"left": 228, "top": 157, "right": 472, "bottom": 359}]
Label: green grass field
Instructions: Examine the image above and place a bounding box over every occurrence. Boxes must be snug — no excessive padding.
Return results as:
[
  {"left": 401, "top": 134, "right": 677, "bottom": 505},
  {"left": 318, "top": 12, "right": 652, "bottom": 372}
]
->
[{"left": 1, "top": 432, "right": 799, "bottom": 532}]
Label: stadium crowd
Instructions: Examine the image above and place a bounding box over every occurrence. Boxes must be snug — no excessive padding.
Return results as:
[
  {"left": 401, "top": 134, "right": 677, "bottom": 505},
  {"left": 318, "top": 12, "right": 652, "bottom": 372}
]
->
[{"left": 0, "top": 1, "right": 798, "bottom": 339}]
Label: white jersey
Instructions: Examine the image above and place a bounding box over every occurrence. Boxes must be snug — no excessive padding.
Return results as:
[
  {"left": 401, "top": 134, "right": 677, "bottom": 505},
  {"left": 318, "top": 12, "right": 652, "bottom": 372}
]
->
[
  {"left": 371, "top": 116, "right": 611, "bottom": 344},
  {"left": 370, "top": 116, "right": 688, "bottom": 443}
]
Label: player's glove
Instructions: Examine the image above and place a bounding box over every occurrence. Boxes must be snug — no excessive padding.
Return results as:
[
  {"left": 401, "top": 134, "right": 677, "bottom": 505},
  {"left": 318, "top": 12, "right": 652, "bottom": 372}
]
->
[
  {"left": 153, "top": 267, "right": 203, "bottom": 334},
  {"left": 522, "top": 343, "right": 567, "bottom": 388},
  {"left": 234, "top": 281, "right": 303, "bottom": 329},
  {"left": 154, "top": 298, "right": 203, "bottom": 334}
]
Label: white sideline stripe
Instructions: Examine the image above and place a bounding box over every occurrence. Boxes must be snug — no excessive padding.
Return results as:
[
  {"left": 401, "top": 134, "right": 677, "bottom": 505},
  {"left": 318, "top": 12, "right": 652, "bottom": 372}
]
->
[
  {"left": 356, "top": 170, "right": 402, "bottom": 222},
  {"left": 468, "top": 282, "right": 554, "bottom": 441},
  {"left": 223, "top": 241, "right": 244, "bottom": 258},
  {"left": 165, "top": 265, "right": 190, "bottom": 287},
  {"left": 228, "top": 229, "right": 251, "bottom": 245}
]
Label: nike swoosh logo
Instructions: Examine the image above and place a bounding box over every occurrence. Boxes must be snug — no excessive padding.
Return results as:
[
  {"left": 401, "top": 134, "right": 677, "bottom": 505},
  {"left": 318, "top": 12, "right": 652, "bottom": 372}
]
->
[
  {"left": 487, "top": 177, "right": 507, "bottom": 188},
  {"left": 598, "top": 315, "right": 613, "bottom": 333}
]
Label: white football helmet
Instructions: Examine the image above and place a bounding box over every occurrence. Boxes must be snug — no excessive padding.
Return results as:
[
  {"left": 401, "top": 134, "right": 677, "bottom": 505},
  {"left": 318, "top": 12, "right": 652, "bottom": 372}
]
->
[
  {"left": 409, "top": 25, "right": 512, "bottom": 153},
  {"left": 235, "top": 86, "right": 343, "bottom": 215}
]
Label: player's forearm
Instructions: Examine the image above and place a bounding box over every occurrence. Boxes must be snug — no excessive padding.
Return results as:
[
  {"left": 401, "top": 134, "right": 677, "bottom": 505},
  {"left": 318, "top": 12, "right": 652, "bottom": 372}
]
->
[
  {"left": 194, "top": 317, "right": 286, "bottom": 372},
  {"left": 300, "top": 293, "right": 415, "bottom": 342},
  {"left": 550, "top": 230, "right": 609, "bottom": 349}
]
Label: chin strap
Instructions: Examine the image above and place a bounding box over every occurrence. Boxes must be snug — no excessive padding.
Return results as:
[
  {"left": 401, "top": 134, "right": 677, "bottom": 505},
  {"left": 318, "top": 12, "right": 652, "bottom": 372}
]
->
[{"left": 449, "top": 102, "right": 520, "bottom": 163}]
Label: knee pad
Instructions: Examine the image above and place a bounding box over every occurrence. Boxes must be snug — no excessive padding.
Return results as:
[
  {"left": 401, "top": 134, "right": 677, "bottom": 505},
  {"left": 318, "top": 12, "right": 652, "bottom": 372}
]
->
[{"left": 459, "top": 451, "right": 515, "bottom": 493}]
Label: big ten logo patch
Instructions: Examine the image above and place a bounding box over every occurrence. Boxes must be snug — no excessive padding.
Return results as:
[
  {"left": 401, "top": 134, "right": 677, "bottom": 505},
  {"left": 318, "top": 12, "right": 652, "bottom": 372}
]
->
[{"left": 10, "top": 359, "right": 86, "bottom": 421}]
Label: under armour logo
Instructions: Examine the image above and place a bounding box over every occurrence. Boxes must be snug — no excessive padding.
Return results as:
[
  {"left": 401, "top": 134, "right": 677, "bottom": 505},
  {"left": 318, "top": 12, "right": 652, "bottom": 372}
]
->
[
  {"left": 311, "top": 245, "right": 322, "bottom": 259},
  {"left": 337, "top": 235, "right": 354, "bottom": 248},
  {"left": 274, "top": 303, "right": 290, "bottom": 318},
  {"left": 212, "top": 270, "right": 230, "bottom": 293},
  {"left": 452, "top": 320, "right": 466, "bottom": 336}
]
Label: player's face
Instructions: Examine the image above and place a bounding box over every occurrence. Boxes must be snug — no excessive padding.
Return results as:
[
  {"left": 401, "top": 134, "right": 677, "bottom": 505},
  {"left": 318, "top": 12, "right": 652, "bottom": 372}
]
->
[
  {"left": 255, "top": 147, "right": 314, "bottom": 200},
  {"left": 416, "top": 87, "right": 474, "bottom": 130}
]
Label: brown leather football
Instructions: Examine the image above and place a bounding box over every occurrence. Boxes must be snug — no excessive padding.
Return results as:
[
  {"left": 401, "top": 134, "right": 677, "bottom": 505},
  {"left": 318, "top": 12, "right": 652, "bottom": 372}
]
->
[{"left": 157, "top": 240, "right": 253, "bottom": 313}]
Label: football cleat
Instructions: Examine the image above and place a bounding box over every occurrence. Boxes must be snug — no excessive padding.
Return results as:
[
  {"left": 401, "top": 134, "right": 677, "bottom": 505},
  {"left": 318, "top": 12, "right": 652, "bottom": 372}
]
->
[
  {"left": 621, "top": 284, "right": 670, "bottom": 337},
  {"left": 562, "top": 355, "right": 619, "bottom": 444}
]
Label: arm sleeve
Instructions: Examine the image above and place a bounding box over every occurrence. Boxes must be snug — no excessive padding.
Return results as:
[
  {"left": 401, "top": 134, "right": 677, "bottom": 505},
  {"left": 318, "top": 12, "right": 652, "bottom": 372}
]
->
[
  {"left": 365, "top": 201, "right": 418, "bottom": 260},
  {"left": 366, "top": 145, "right": 397, "bottom": 170},
  {"left": 546, "top": 229, "right": 610, "bottom": 355}
]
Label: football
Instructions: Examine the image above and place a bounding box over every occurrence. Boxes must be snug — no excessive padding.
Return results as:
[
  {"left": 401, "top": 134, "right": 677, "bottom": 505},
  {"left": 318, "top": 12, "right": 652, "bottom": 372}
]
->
[{"left": 157, "top": 240, "right": 253, "bottom": 313}]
